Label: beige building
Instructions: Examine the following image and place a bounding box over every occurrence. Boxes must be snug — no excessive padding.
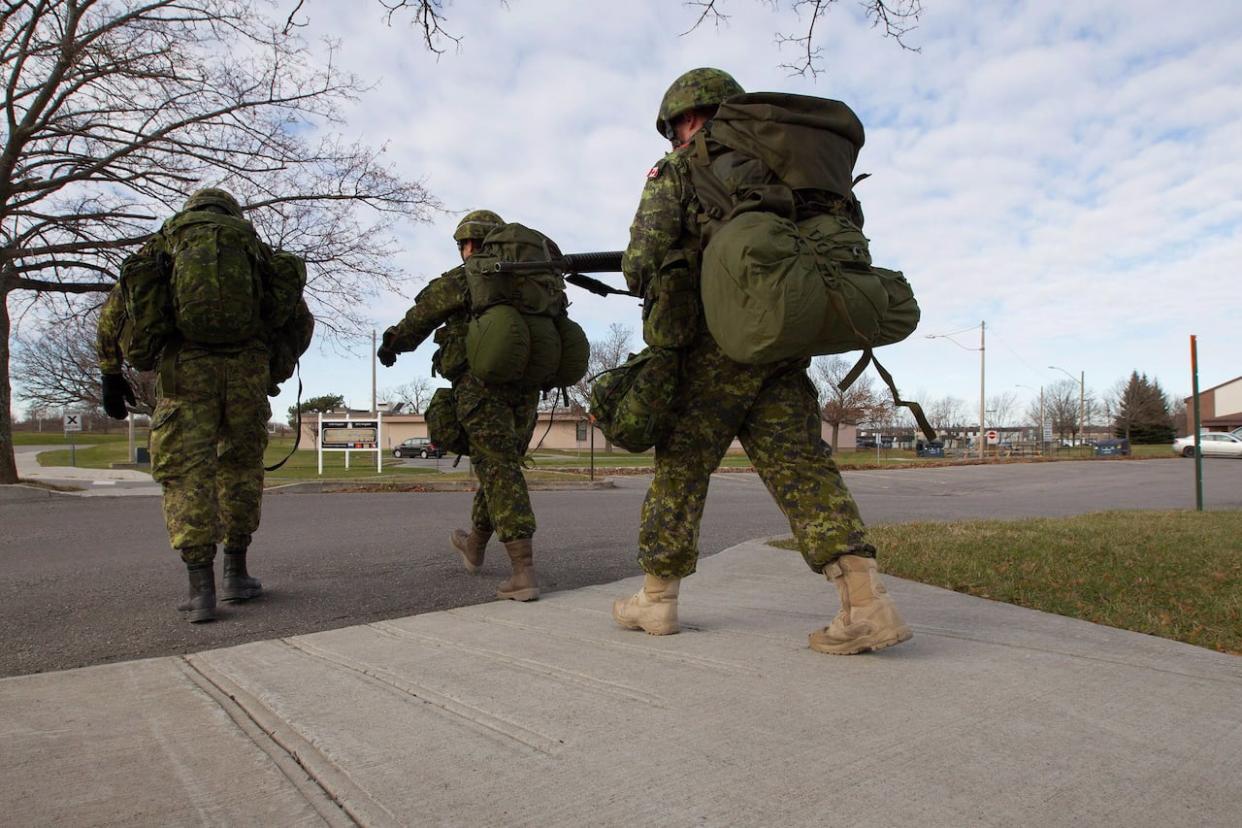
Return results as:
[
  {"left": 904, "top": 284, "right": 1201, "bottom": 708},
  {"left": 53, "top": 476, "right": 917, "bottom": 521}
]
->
[
  {"left": 1186, "top": 375, "right": 1242, "bottom": 431},
  {"left": 301, "top": 410, "right": 857, "bottom": 455}
]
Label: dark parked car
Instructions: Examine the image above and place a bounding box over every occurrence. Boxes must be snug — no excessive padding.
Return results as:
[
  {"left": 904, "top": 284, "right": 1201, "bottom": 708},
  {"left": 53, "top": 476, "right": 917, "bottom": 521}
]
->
[{"left": 393, "top": 437, "right": 446, "bottom": 459}]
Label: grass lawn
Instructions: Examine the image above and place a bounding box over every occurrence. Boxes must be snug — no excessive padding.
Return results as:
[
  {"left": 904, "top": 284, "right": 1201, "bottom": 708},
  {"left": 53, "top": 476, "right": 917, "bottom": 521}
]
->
[
  {"left": 13, "top": 431, "right": 138, "bottom": 445},
  {"left": 774, "top": 510, "right": 1242, "bottom": 655}
]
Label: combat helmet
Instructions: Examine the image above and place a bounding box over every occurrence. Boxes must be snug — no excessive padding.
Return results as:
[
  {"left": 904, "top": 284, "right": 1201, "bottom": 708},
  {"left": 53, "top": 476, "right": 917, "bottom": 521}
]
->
[
  {"left": 656, "top": 68, "right": 744, "bottom": 140},
  {"left": 183, "top": 187, "right": 243, "bottom": 218},
  {"left": 453, "top": 209, "right": 505, "bottom": 242}
]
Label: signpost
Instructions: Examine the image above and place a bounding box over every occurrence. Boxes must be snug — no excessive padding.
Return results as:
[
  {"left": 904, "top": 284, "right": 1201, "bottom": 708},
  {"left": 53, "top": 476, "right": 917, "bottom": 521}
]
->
[
  {"left": 63, "top": 410, "right": 81, "bottom": 466},
  {"left": 317, "top": 411, "right": 383, "bottom": 475}
]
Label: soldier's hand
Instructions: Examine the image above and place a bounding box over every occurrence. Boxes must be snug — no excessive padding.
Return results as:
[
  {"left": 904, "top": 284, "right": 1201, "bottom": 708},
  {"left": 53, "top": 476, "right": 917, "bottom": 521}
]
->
[
  {"left": 377, "top": 345, "right": 397, "bottom": 367},
  {"left": 101, "top": 373, "right": 135, "bottom": 420}
]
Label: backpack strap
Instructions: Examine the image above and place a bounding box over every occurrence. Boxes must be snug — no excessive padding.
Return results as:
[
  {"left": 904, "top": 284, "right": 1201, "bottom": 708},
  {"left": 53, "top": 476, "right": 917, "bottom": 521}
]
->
[
  {"left": 838, "top": 348, "right": 937, "bottom": 444},
  {"left": 265, "top": 361, "right": 302, "bottom": 472}
]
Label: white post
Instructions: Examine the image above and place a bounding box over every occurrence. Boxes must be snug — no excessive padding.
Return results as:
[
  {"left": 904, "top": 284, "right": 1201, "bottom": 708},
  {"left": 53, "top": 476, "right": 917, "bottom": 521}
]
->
[
  {"left": 317, "top": 411, "right": 323, "bottom": 475},
  {"left": 345, "top": 409, "right": 351, "bottom": 470},
  {"left": 377, "top": 410, "right": 383, "bottom": 473},
  {"left": 128, "top": 413, "right": 135, "bottom": 463}
]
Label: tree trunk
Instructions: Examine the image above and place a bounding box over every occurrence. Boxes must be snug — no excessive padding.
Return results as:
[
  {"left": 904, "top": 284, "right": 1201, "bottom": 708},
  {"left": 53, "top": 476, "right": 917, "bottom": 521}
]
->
[
  {"left": 0, "top": 287, "right": 19, "bottom": 483},
  {"left": 830, "top": 421, "right": 840, "bottom": 453}
]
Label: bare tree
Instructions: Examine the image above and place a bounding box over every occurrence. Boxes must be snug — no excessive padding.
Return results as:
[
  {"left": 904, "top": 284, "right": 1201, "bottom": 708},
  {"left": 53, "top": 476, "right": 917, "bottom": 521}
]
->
[
  {"left": 811, "top": 355, "right": 880, "bottom": 452},
  {"left": 1045, "top": 379, "right": 1081, "bottom": 443},
  {"left": 12, "top": 304, "right": 157, "bottom": 416},
  {"left": 985, "top": 391, "right": 1019, "bottom": 430},
  {"left": 365, "top": 0, "right": 923, "bottom": 78},
  {"left": 380, "top": 377, "right": 433, "bottom": 413},
  {"left": 682, "top": 0, "right": 922, "bottom": 77},
  {"left": 0, "top": 1, "right": 438, "bottom": 482},
  {"left": 569, "top": 322, "right": 632, "bottom": 412}
]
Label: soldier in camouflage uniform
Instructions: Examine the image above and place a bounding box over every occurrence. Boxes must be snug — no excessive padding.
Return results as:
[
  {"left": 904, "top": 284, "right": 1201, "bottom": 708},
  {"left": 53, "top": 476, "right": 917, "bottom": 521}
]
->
[
  {"left": 611, "top": 69, "right": 912, "bottom": 654},
  {"left": 377, "top": 210, "right": 542, "bottom": 601},
  {"left": 98, "top": 189, "right": 270, "bottom": 623}
]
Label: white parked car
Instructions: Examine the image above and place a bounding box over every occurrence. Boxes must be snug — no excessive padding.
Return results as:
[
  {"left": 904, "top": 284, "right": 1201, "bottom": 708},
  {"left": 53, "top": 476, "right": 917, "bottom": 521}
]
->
[{"left": 1172, "top": 432, "right": 1242, "bottom": 458}]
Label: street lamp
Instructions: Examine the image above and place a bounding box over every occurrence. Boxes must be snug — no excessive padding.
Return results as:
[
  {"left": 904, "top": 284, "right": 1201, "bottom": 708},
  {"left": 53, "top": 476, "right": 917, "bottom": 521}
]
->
[
  {"left": 927, "top": 321, "right": 985, "bottom": 459},
  {"left": 1049, "top": 366, "right": 1085, "bottom": 447}
]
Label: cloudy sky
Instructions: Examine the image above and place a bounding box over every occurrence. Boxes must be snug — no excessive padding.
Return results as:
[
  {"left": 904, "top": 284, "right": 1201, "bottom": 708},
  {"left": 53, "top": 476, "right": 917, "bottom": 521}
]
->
[{"left": 278, "top": 0, "right": 1241, "bottom": 424}]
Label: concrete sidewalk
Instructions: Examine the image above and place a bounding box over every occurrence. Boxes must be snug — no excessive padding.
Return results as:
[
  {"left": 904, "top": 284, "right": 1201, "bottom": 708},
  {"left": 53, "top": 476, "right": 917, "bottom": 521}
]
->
[
  {"left": 2, "top": 540, "right": 1239, "bottom": 827},
  {"left": 14, "top": 444, "right": 162, "bottom": 495}
]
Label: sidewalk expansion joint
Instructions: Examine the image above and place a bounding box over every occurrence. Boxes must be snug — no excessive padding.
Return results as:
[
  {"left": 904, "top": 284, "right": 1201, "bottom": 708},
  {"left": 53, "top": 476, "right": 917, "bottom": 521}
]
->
[
  {"left": 368, "top": 620, "right": 668, "bottom": 708},
  {"left": 180, "top": 654, "right": 400, "bottom": 828},
  {"left": 279, "top": 637, "right": 565, "bottom": 757},
  {"left": 443, "top": 606, "right": 761, "bottom": 676}
]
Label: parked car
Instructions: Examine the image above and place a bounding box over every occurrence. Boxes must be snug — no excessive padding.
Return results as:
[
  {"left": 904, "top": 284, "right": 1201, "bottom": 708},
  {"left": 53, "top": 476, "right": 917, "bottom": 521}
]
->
[
  {"left": 1172, "top": 432, "right": 1242, "bottom": 458},
  {"left": 393, "top": 437, "right": 446, "bottom": 459}
]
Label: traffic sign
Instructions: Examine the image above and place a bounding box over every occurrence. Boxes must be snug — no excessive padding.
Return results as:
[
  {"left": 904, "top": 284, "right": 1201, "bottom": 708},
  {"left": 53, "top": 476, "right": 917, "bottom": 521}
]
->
[
  {"left": 63, "top": 412, "right": 82, "bottom": 432},
  {"left": 985, "top": 429, "right": 999, "bottom": 443}
]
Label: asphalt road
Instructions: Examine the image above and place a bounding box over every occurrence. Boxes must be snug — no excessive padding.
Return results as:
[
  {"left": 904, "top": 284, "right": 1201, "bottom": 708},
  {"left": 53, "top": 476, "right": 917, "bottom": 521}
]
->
[{"left": 2, "top": 458, "right": 1239, "bottom": 677}]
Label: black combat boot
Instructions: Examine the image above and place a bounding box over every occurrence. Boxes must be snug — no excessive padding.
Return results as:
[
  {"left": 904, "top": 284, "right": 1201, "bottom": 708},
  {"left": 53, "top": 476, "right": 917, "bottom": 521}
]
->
[
  {"left": 220, "top": 546, "right": 263, "bottom": 603},
  {"left": 178, "top": 563, "right": 218, "bottom": 623}
]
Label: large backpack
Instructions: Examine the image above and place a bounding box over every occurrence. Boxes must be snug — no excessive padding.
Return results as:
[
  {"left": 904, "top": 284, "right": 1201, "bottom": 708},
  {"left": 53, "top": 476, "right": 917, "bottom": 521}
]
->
[
  {"left": 159, "top": 210, "right": 267, "bottom": 345},
  {"left": 122, "top": 210, "right": 307, "bottom": 357},
  {"left": 688, "top": 92, "right": 932, "bottom": 440},
  {"left": 462, "top": 223, "right": 590, "bottom": 389}
]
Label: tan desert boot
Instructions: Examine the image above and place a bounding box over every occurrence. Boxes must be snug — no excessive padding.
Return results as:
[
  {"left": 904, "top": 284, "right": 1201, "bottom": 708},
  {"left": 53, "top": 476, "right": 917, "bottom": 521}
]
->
[
  {"left": 450, "top": 527, "right": 491, "bottom": 575},
  {"left": 612, "top": 574, "right": 681, "bottom": 635},
  {"left": 496, "top": 538, "right": 540, "bottom": 601},
  {"left": 809, "top": 555, "right": 912, "bottom": 655}
]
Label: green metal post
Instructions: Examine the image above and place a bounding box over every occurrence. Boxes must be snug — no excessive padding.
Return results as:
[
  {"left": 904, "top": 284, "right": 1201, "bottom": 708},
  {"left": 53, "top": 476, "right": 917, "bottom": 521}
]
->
[{"left": 1190, "top": 335, "right": 1203, "bottom": 511}]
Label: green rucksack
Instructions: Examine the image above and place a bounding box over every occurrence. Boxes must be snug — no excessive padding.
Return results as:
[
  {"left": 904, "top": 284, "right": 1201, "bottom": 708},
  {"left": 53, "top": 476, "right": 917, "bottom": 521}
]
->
[
  {"left": 588, "top": 348, "right": 680, "bottom": 453},
  {"left": 119, "top": 239, "right": 174, "bottom": 372},
  {"left": 462, "top": 223, "right": 590, "bottom": 389},
  {"left": 687, "top": 92, "right": 932, "bottom": 440},
  {"left": 425, "top": 387, "right": 470, "bottom": 456},
  {"left": 160, "top": 210, "right": 267, "bottom": 345},
  {"left": 121, "top": 210, "right": 310, "bottom": 372}
]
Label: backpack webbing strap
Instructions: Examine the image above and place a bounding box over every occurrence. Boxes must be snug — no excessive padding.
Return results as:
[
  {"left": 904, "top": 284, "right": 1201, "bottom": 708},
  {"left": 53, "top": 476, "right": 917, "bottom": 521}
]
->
[
  {"left": 838, "top": 348, "right": 937, "bottom": 444},
  {"left": 264, "top": 360, "right": 302, "bottom": 472}
]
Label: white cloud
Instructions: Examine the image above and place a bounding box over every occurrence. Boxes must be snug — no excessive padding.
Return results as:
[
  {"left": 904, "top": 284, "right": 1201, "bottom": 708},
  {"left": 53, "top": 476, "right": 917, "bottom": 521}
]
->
[{"left": 263, "top": 0, "right": 1242, "bottom": 416}]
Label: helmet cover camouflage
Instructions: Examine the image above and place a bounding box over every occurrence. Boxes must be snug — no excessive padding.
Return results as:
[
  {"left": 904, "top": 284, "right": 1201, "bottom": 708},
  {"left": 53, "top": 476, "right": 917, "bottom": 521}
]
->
[
  {"left": 453, "top": 209, "right": 505, "bottom": 242},
  {"left": 183, "top": 187, "right": 243, "bottom": 217},
  {"left": 656, "top": 68, "right": 745, "bottom": 139}
]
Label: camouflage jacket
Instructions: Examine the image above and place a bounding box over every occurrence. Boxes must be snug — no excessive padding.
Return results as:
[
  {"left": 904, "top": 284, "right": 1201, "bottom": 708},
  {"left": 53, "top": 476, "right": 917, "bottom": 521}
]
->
[
  {"left": 382, "top": 265, "right": 471, "bottom": 381},
  {"left": 96, "top": 283, "right": 129, "bottom": 375},
  {"left": 620, "top": 145, "right": 700, "bottom": 298}
]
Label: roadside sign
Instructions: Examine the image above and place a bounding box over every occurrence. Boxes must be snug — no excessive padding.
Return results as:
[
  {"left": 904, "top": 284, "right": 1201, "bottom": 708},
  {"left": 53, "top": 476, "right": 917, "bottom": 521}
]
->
[
  {"left": 63, "top": 412, "right": 82, "bottom": 432},
  {"left": 317, "top": 412, "right": 383, "bottom": 474},
  {"left": 985, "top": 429, "right": 999, "bottom": 443},
  {"left": 1042, "top": 423, "right": 1054, "bottom": 442}
]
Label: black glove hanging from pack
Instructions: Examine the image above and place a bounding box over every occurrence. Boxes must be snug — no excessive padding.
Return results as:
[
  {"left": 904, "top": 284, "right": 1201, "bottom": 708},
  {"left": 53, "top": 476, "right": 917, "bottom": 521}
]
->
[{"left": 101, "top": 373, "right": 135, "bottom": 420}]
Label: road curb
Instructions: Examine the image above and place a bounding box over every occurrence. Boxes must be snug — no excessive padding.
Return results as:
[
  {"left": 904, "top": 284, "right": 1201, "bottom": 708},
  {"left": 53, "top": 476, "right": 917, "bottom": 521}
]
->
[{"left": 265, "top": 478, "right": 617, "bottom": 494}]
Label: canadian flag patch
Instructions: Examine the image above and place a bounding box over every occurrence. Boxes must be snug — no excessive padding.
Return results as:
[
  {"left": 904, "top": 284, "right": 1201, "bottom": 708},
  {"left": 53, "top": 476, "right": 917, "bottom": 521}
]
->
[{"left": 647, "top": 165, "right": 661, "bottom": 180}]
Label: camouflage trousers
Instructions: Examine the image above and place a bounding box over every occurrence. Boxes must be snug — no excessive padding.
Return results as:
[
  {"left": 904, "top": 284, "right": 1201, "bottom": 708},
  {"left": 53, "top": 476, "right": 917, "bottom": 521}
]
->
[
  {"left": 455, "top": 375, "right": 540, "bottom": 542},
  {"left": 639, "top": 333, "right": 874, "bottom": 579},
  {"left": 149, "top": 346, "right": 271, "bottom": 564}
]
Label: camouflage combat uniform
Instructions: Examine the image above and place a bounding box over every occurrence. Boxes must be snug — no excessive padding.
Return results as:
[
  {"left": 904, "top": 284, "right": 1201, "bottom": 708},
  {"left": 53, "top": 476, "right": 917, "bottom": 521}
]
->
[
  {"left": 97, "top": 247, "right": 271, "bottom": 566},
  {"left": 622, "top": 147, "right": 875, "bottom": 580},
  {"left": 381, "top": 267, "right": 540, "bottom": 542}
]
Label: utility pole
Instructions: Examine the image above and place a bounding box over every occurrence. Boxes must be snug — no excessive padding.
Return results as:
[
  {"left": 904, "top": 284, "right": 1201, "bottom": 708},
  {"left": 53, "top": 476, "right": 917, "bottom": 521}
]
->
[
  {"left": 1190, "top": 335, "right": 1203, "bottom": 511},
  {"left": 371, "top": 329, "right": 377, "bottom": 415},
  {"left": 925, "top": 321, "right": 986, "bottom": 459},
  {"left": 978, "top": 321, "right": 986, "bottom": 459},
  {"left": 1078, "top": 370, "right": 1086, "bottom": 447}
]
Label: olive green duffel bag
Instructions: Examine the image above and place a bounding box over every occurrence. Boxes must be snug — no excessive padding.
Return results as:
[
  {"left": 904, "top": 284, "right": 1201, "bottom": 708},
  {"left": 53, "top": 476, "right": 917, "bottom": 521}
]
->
[{"left": 588, "top": 348, "right": 680, "bottom": 453}]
